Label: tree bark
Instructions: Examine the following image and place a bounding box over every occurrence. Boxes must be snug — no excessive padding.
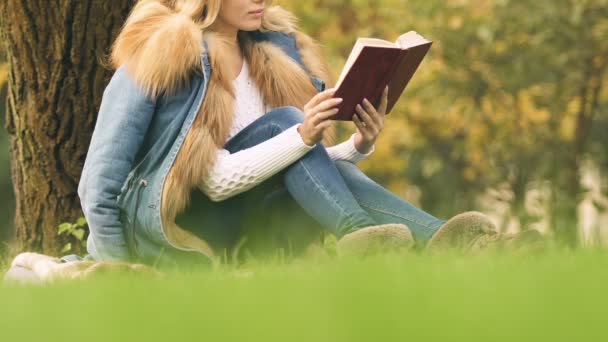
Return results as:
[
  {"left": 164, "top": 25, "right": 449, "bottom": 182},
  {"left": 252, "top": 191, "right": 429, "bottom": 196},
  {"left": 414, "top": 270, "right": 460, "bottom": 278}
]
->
[{"left": 0, "top": 1, "right": 135, "bottom": 255}]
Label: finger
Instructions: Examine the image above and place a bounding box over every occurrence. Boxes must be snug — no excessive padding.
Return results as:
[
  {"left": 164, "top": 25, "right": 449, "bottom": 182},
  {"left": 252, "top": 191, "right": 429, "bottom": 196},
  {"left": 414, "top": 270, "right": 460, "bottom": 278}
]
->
[
  {"left": 353, "top": 115, "right": 372, "bottom": 139},
  {"left": 304, "top": 87, "right": 338, "bottom": 112},
  {"left": 311, "top": 107, "right": 340, "bottom": 126},
  {"left": 378, "top": 85, "right": 388, "bottom": 116},
  {"left": 352, "top": 114, "right": 367, "bottom": 133},
  {"left": 356, "top": 104, "right": 377, "bottom": 132},
  {"left": 353, "top": 112, "right": 374, "bottom": 137},
  {"left": 352, "top": 113, "right": 366, "bottom": 131},
  {"left": 362, "top": 98, "right": 381, "bottom": 127},
  {"left": 312, "top": 97, "right": 343, "bottom": 115}
]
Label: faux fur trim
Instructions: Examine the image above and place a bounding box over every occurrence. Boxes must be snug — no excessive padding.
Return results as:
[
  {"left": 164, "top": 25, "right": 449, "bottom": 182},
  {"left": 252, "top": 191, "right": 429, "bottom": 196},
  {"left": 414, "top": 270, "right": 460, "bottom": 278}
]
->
[
  {"left": 113, "top": 1, "right": 336, "bottom": 258},
  {"left": 111, "top": 0, "right": 204, "bottom": 97}
]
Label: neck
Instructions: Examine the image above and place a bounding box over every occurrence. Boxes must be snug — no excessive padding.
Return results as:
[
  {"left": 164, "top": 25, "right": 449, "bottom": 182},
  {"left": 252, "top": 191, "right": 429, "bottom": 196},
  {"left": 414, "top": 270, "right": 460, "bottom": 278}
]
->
[
  {"left": 210, "top": 19, "right": 239, "bottom": 47},
  {"left": 210, "top": 20, "right": 246, "bottom": 80}
]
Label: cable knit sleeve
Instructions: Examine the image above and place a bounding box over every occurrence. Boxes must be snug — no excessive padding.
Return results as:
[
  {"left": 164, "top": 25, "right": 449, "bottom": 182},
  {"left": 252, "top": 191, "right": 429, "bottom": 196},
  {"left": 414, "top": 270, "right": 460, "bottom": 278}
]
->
[
  {"left": 326, "top": 133, "right": 375, "bottom": 163},
  {"left": 200, "top": 128, "right": 374, "bottom": 202},
  {"left": 199, "top": 124, "right": 316, "bottom": 202}
]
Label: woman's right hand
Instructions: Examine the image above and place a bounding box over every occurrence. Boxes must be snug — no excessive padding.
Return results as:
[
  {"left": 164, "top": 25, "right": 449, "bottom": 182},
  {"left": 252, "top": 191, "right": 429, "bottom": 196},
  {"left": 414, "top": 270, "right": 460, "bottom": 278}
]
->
[{"left": 297, "top": 88, "right": 343, "bottom": 146}]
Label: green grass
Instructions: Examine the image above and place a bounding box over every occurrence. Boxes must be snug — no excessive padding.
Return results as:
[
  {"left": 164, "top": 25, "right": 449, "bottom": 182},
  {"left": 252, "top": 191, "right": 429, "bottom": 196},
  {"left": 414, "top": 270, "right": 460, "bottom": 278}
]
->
[{"left": 1, "top": 250, "right": 607, "bottom": 341}]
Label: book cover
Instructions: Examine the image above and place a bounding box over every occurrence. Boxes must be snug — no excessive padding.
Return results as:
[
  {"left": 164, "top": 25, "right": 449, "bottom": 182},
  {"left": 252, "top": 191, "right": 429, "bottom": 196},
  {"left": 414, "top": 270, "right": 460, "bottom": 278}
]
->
[{"left": 331, "top": 36, "right": 432, "bottom": 121}]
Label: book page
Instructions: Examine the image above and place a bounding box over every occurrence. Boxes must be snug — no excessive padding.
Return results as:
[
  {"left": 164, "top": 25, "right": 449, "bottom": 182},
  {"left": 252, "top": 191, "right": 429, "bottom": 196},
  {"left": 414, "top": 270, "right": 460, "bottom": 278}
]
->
[
  {"left": 356, "top": 38, "right": 397, "bottom": 48},
  {"left": 395, "top": 31, "right": 430, "bottom": 49},
  {"left": 336, "top": 38, "right": 397, "bottom": 88}
]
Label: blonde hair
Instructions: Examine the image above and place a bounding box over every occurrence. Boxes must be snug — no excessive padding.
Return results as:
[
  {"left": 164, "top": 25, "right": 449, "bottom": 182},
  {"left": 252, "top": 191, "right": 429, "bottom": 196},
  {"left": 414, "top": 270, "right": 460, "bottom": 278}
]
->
[{"left": 172, "top": 0, "right": 295, "bottom": 32}]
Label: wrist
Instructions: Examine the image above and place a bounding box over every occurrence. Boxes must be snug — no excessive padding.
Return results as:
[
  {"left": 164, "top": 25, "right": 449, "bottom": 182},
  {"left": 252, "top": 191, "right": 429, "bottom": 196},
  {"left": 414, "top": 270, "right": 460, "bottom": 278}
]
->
[
  {"left": 297, "top": 124, "right": 315, "bottom": 146},
  {"left": 353, "top": 134, "right": 374, "bottom": 154},
  {"left": 355, "top": 143, "right": 373, "bottom": 155}
]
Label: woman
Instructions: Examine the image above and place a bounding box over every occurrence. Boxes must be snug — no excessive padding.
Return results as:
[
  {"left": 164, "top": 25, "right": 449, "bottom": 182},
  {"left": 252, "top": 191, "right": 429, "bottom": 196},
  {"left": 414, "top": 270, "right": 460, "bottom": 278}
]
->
[{"left": 77, "top": 0, "right": 512, "bottom": 269}]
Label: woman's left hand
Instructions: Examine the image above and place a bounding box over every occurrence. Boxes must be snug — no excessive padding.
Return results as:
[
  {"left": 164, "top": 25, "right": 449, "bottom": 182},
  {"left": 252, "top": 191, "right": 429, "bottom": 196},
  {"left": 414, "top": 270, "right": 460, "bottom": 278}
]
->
[{"left": 352, "top": 85, "right": 388, "bottom": 154}]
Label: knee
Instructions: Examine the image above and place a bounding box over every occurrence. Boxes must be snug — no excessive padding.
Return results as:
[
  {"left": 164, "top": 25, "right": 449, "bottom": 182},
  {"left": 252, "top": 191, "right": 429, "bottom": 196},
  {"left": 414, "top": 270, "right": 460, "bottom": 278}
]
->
[
  {"left": 334, "top": 160, "right": 356, "bottom": 173},
  {"left": 334, "top": 160, "right": 366, "bottom": 181},
  {"left": 265, "top": 106, "right": 305, "bottom": 131}
]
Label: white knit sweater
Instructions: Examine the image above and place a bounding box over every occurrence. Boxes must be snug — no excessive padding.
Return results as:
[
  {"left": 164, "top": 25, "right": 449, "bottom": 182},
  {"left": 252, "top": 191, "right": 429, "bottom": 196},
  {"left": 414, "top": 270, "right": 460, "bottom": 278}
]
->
[{"left": 200, "top": 59, "right": 375, "bottom": 202}]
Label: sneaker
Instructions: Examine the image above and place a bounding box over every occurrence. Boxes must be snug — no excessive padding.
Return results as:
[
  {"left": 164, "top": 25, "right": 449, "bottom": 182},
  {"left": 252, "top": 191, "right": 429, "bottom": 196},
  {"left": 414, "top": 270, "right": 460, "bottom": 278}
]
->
[
  {"left": 337, "top": 223, "right": 415, "bottom": 257},
  {"left": 426, "top": 211, "right": 545, "bottom": 254},
  {"left": 426, "top": 211, "right": 498, "bottom": 254}
]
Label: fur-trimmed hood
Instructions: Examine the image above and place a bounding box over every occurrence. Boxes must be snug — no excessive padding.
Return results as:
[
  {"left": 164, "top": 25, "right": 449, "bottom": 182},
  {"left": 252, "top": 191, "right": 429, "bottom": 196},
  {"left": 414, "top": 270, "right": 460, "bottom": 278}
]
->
[{"left": 108, "top": 1, "right": 336, "bottom": 259}]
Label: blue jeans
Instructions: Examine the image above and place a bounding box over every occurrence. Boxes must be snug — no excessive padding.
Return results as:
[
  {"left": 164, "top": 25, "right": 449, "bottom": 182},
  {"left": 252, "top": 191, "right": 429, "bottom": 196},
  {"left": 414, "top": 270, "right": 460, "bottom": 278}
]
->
[{"left": 176, "top": 106, "right": 445, "bottom": 254}]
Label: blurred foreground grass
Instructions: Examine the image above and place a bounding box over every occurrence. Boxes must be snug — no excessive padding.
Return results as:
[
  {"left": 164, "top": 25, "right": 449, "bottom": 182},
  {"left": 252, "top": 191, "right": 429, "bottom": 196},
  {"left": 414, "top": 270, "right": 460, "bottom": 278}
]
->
[{"left": 1, "top": 250, "right": 607, "bottom": 341}]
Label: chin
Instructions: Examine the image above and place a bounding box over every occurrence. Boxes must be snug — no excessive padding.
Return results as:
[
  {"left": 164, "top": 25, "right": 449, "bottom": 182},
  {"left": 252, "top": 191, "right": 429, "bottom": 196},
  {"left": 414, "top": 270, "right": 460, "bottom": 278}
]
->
[
  {"left": 239, "top": 17, "right": 263, "bottom": 31},
  {"left": 241, "top": 23, "right": 262, "bottom": 31}
]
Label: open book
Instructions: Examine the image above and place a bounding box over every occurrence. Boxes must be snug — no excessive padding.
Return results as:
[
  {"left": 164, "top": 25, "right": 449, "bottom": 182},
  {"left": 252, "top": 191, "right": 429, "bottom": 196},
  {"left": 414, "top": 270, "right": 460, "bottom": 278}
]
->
[{"left": 330, "top": 31, "right": 432, "bottom": 121}]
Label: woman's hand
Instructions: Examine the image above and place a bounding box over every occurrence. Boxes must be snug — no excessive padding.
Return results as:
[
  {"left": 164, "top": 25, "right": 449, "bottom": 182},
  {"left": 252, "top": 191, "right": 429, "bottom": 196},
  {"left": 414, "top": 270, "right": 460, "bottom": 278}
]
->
[
  {"left": 298, "top": 87, "right": 343, "bottom": 146},
  {"left": 352, "top": 85, "right": 388, "bottom": 154}
]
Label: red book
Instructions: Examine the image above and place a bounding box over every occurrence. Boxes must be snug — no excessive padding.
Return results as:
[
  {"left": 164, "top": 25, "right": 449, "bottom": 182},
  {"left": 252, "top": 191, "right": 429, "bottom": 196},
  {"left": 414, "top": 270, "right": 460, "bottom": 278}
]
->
[{"left": 331, "top": 31, "right": 432, "bottom": 121}]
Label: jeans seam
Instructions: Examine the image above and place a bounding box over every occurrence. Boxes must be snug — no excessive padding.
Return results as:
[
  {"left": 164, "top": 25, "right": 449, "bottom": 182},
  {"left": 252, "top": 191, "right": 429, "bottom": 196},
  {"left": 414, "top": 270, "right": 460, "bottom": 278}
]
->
[{"left": 359, "top": 202, "right": 441, "bottom": 231}]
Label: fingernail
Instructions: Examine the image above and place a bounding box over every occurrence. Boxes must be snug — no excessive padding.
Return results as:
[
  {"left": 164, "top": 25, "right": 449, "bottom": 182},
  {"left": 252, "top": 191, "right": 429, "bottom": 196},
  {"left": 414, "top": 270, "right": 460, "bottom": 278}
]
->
[
  {"left": 363, "top": 98, "right": 369, "bottom": 104},
  {"left": 335, "top": 98, "right": 343, "bottom": 103}
]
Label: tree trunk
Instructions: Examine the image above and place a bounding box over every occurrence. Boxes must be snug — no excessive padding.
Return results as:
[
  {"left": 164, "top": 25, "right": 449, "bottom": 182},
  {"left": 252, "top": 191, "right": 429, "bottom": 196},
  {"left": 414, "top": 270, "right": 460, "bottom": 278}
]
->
[
  {"left": 0, "top": 1, "right": 135, "bottom": 255},
  {"left": 552, "top": 52, "right": 607, "bottom": 248}
]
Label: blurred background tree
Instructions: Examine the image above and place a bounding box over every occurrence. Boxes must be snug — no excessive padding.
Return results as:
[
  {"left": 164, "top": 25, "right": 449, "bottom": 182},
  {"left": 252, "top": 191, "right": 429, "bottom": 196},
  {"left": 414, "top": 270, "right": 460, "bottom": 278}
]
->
[
  {"left": 284, "top": 0, "right": 607, "bottom": 246},
  {"left": 0, "top": 0, "right": 606, "bottom": 256}
]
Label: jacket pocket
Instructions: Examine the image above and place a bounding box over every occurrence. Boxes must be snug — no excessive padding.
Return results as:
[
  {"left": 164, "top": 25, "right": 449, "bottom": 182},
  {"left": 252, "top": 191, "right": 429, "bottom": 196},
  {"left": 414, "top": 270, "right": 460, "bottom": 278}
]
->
[{"left": 118, "top": 207, "right": 135, "bottom": 260}]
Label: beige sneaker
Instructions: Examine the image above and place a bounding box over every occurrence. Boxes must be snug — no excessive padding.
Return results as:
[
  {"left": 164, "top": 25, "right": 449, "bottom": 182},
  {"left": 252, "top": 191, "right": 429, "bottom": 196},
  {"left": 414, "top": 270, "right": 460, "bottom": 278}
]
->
[
  {"left": 337, "top": 223, "right": 415, "bottom": 257},
  {"left": 426, "top": 211, "right": 498, "bottom": 253},
  {"left": 426, "top": 211, "right": 545, "bottom": 254}
]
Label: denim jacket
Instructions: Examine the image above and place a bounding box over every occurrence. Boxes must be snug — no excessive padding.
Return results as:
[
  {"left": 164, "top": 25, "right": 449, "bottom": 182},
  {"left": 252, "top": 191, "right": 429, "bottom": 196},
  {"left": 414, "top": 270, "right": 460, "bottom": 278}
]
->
[{"left": 72, "top": 30, "right": 326, "bottom": 268}]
